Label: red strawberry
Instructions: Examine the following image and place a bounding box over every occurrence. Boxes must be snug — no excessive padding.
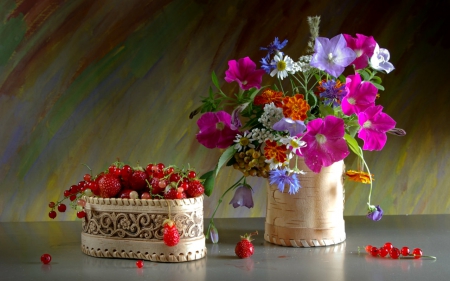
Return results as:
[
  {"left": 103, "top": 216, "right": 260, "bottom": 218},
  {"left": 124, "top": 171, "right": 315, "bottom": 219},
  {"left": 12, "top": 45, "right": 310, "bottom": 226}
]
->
[
  {"left": 235, "top": 231, "right": 258, "bottom": 259},
  {"left": 163, "top": 219, "right": 180, "bottom": 246},
  {"left": 98, "top": 174, "right": 122, "bottom": 198},
  {"left": 130, "top": 169, "right": 148, "bottom": 191},
  {"left": 186, "top": 180, "right": 205, "bottom": 198},
  {"left": 164, "top": 188, "right": 185, "bottom": 199}
]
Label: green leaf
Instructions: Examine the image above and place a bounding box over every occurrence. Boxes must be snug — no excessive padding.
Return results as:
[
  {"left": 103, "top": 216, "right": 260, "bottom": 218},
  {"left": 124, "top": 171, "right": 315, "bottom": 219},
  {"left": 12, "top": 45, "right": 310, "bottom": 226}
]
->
[
  {"left": 371, "top": 76, "right": 382, "bottom": 84},
  {"left": 370, "top": 82, "right": 385, "bottom": 91},
  {"left": 211, "top": 71, "right": 220, "bottom": 90},
  {"left": 344, "top": 133, "right": 362, "bottom": 158},
  {"left": 216, "top": 146, "right": 237, "bottom": 176},
  {"left": 200, "top": 170, "right": 215, "bottom": 197},
  {"left": 319, "top": 104, "right": 334, "bottom": 116},
  {"left": 357, "top": 69, "right": 370, "bottom": 81}
]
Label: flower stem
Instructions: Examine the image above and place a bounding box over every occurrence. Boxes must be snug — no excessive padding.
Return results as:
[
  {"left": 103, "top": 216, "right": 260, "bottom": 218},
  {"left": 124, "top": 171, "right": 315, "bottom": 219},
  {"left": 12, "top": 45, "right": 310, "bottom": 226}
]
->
[
  {"left": 206, "top": 176, "right": 245, "bottom": 240},
  {"left": 358, "top": 147, "right": 373, "bottom": 207}
]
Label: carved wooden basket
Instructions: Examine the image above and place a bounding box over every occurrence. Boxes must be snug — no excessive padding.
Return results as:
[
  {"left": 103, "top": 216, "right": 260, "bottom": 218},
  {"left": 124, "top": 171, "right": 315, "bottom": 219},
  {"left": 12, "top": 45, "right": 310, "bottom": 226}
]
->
[{"left": 81, "top": 196, "right": 206, "bottom": 262}]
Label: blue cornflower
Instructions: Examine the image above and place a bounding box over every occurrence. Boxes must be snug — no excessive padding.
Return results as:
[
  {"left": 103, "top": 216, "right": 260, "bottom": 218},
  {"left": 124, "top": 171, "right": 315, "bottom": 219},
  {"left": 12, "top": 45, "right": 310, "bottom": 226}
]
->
[
  {"left": 260, "top": 37, "right": 288, "bottom": 55},
  {"left": 268, "top": 168, "right": 301, "bottom": 194},
  {"left": 319, "top": 79, "right": 347, "bottom": 107},
  {"left": 260, "top": 54, "right": 275, "bottom": 74}
]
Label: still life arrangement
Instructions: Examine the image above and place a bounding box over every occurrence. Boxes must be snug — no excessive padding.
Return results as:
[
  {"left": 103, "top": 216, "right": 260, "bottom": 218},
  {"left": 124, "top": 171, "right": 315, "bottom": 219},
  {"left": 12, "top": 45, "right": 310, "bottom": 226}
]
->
[{"left": 190, "top": 16, "right": 405, "bottom": 242}]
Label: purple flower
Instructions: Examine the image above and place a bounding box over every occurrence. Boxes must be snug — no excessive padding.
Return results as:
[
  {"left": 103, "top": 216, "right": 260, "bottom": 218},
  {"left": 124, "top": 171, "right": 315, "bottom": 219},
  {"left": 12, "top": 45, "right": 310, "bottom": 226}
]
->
[
  {"left": 260, "top": 54, "right": 275, "bottom": 74},
  {"left": 370, "top": 43, "right": 395, "bottom": 73},
  {"left": 268, "top": 168, "right": 301, "bottom": 194},
  {"left": 341, "top": 73, "right": 378, "bottom": 115},
  {"left": 224, "top": 57, "right": 265, "bottom": 90},
  {"left": 357, "top": 105, "right": 396, "bottom": 151},
  {"left": 343, "top": 34, "right": 377, "bottom": 70},
  {"left": 230, "top": 103, "right": 248, "bottom": 130},
  {"left": 209, "top": 224, "right": 219, "bottom": 243},
  {"left": 229, "top": 185, "right": 254, "bottom": 208},
  {"left": 272, "top": 118, "right": 306, "bottom": 136},
  {"left": 260, "top": 37, "right": 288, "bottom": 55},
  {"left": 300, "top": 116, "right": 350, "bottom": 173},
  {"left": 196, "top": 111, "right": 240, "bottom": 149},
  {"left": 319, "top": 79, "right": 348, "bottom": 107},
  {"left": 367, "top": 205, "right": 383, "bottom": 221},
  {"left": 310, "top": 34, "right": 356, "bottom": 77}
]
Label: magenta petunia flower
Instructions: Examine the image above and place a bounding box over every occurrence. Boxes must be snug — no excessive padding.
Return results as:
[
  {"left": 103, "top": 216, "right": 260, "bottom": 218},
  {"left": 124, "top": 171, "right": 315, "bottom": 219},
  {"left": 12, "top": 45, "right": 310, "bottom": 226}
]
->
[
  {"left": 357, "top": 105, "right": 396, "bottom": 151},
  {"left": 310, "top": 34, "right": 356, "bottom": 78},
  {"left": 196, "top": 111, "right": 240, "bottom": 149},
  {"left": 300, "top": 116, "right": 350, "bottom": 173},
  {"left": 343, "top": 34, "right": 377, "bottom": 70},
  {"left": 341, "top": 73, "right": 378, "bottom": 115},
  {"left": 224, "top": 57, "right": 266, "bottom": 90}
]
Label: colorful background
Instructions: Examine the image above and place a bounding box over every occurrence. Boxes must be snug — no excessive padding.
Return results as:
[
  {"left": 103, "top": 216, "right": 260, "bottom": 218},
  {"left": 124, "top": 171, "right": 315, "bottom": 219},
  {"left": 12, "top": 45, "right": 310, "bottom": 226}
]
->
[{"left": 1, "top": 0, "right": 449, "bottom": 222}]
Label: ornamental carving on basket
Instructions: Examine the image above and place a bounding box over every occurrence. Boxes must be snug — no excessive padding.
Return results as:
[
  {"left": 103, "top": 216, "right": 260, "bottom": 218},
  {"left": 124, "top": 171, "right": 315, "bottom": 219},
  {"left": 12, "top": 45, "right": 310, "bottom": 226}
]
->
[{"left": 81, "top": 209, "right": 203, "bottom": 239}]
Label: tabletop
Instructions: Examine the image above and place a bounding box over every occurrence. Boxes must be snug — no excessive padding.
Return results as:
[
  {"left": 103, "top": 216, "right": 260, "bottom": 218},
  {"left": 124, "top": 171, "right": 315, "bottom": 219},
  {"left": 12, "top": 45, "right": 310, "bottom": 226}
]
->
[{"left": 0, "top": 215, "right": 449, "bottom": 281}]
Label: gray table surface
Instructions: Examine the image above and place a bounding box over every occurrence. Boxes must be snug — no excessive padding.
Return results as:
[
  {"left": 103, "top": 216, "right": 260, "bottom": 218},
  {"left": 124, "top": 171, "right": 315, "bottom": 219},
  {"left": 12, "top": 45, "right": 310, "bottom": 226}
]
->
[{"left": 1, "top": 215, "right": 449, "bottom": 281}]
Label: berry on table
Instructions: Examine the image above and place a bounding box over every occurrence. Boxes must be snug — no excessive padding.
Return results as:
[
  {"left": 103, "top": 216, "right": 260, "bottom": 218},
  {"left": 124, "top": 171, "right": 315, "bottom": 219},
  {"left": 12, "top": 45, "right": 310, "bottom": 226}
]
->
[
  {"left": 383, "top": 242, "right": 393, "bottom": 251},
  {"left": 365, "top": 245, "right": 373, "bottom": 253},
  {"left": 369, "top": 246, "right": 379, "bottom": 257},
  {"left": 401, "top": 246, "right": 410, "bottom": 256},
  {"left": 41, "top": 253, "right": 52, "bottom": 264},
  {"left": 379, "top": 247, "right": 389, "bottom": 257},
  {"left": 412, "top": 248, "right": 422, "bottom": 259},
  {"left": 136, "top": 260, "right": 144, "bottom": 268},
  {"left": 235, "top": 231, "right": 258, "bottom": 259},
  {"left": 389, "top": 247, "right": 401, "bottom": 259}
]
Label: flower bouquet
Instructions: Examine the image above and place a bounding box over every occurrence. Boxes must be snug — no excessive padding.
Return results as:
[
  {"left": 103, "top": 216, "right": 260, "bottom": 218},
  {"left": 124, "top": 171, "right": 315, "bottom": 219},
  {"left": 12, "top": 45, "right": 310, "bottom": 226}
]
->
[{"left": 190, "top": 16, "right": 404, "bottom": 243}]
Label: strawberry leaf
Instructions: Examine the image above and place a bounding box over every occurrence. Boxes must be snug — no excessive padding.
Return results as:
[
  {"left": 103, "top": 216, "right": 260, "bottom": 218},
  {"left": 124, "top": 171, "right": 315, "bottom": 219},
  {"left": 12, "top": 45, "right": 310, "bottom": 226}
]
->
[{"left": 216, "top": 146, "right": 237, "bottom": 176}]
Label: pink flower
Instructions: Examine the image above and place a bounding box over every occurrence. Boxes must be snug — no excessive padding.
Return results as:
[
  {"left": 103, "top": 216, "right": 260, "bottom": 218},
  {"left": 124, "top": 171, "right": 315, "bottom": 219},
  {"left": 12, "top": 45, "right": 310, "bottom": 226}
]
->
[
  {"left": 341, "top": 73, "right": 378, "bottom": 115},
  {"left": 224, "top": 57, "right": 265, "bottom": 90},
  {"left": 300, "top": 116, "right": 350, "bottom": 173},
  {"left": 343, "top": 34, "right": 377, "bottom": 69},
  {"left": 357, "top": 105, "right": 396, "bottom": 151},
  {"left": 196, "top": 111, "right": 239, "bottom": 149}
]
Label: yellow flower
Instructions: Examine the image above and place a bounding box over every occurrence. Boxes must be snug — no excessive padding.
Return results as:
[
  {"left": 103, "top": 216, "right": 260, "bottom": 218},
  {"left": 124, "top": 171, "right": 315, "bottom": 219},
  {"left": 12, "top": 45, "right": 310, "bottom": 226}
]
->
[{"left": 346, "top": 170, "right": 374, "bottom": 184}]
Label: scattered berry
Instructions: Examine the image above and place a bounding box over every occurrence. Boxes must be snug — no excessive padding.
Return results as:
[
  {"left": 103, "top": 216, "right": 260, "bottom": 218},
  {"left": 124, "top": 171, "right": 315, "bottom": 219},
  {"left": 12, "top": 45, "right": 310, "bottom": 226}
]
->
[
  {"left": 401, "top": 246, "right": 410, "bottom": 256},
  {"left": 383, "top": 242, "right": 393, "bottom": 251},
  {"left": 379, "top": 247, "right": 389, "bottom": 257},
  {"left": 370, "top": 246, "right": 379, "bottom": 257},
  {"left": 412, "top": 248, "right": 423, "bottom": 259},
  {"left": 41, "top": 253, "right": 52, "bottom": 264},
  {"left": 163, "top": 219, "right": 180, "bottom": 247},
  {"left": 136, "top": 260, "right": 144, "bottom": 268},
  {"left": 390, "top": 247, "right": 401, "bottom": 259},
  {"left": 235, "top": 231, "right": 258, "bottom": 259}
]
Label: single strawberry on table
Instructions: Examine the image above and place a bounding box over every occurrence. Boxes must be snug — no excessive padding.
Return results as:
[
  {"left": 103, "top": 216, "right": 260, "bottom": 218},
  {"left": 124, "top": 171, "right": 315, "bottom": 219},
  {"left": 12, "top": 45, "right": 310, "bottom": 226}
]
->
[
  {"left": 235, "top": 231, "right": 258, "bottom": 259},
  {"left": 163, "top": 219, "right": 180, "bottom": 247}
]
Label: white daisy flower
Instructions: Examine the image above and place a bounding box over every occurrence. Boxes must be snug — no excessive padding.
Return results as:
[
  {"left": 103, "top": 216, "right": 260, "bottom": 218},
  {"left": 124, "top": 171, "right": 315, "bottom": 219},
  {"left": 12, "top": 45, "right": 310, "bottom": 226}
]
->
[
  {"left": 270, "top": 53, "right": 295, "bottom": 79},
  {"left": 234, "top": 131, "right": 255, "bottom": 152},
  {"left": 279, "top": 136, "right": 307, "bottom": 155}
]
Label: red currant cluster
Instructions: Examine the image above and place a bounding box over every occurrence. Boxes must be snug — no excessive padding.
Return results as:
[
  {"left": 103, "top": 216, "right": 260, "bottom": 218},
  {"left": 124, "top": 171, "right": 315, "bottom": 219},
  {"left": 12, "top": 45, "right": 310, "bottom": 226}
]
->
[
  {"left": 365, "top": 242, "right": 425, "bottom": 259},
  {"left": 47, "top": 161, "right": 205, "bottom": 219}
]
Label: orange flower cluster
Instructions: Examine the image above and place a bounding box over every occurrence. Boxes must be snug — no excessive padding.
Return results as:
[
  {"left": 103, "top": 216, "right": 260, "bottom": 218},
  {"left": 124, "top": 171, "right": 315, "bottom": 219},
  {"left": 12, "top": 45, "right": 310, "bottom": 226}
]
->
[
  {"left": 264, "top": 140, "right": 288, "bottom": 164},
  {"left": 346, "top": 170, "right": 374, "bottom": 184},
  {"left": 254, "top": 89, "right": 283, "bottom": 107},
  {"left": 281, "top": 94, "right": 310, "bottom": 121}
]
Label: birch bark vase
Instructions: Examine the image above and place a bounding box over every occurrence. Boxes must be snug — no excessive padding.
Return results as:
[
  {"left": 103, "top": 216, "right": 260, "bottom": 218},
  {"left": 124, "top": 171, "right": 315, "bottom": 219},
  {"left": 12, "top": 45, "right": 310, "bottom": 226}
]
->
[{"left": 264, "top": 158, "right": 346, "bottom": 247}]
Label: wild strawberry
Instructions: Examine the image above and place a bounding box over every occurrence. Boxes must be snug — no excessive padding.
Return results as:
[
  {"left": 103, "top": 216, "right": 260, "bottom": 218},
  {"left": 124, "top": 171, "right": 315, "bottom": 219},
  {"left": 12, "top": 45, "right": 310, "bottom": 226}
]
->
[
  {"left": 235, "top": 231, "right": 258, "bottom": 259},
  {"left": 186, "top": 180, "right": 205, "bottom": 198},
  {"left": 130, "top": 169, "right": 148, "bottom": 191},
  {"left": 98, "top": 174, "right": 122, "bottom": 198},
  {"left": 163, "top": 219, "right": 180, "bottom": 246}
]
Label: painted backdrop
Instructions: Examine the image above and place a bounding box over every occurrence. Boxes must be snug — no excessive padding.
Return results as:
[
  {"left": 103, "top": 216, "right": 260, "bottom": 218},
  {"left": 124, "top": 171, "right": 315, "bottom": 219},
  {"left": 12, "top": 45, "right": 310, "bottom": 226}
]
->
[{"left": 1, "top": 0, "right": 449, "bottom": 221}]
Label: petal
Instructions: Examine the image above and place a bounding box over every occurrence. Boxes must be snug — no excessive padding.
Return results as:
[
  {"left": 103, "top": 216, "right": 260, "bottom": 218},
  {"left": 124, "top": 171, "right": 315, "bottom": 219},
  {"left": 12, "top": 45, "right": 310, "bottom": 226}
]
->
[{"left": 321, "top": 115, "right": 345, "bottom": 140}]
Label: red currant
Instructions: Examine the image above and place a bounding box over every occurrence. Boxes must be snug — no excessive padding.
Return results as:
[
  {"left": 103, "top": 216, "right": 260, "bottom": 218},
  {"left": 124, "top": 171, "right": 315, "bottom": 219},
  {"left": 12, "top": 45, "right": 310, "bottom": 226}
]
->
[
  {"left": 69, "top": 185, "right": 78, "bottom": 194},
  {"left": 365, "top": 245, "right": 373, "bottom": 253},
  {"left": 77, "top": 211, "right": 86, "bottom": 218},
  {"left": 136, "top": 260, "right": 144, "bottom": 268},
  {"left": 63, "top": 190, "right": 71, "bottom": 197},
  {"left": 165, "top": 167, "right": 174, "bottom": 175},
  {"left": 379, "top": 247, "right": 389, "bottom": 257},
  {"left": 57, "top": 204, "right": 66, "bottom": 212},
  {"left": 48, "top": 202, "right": 55, "bottom": 208},
  {"left": 370, "top": 246, "right": 379, "bottom": 257},
  {"left": 401, "top": 246, "right": 410, "bottom": 256},
  {"left": 187, "top": 170, "right": 196, "bottom": 178},
  {"left": 383, "top": 242, "right": 393, "bottom": 251},
  {"left": 178, "top": 182, "right": 189, "bottom": 191},
  {"left": 169, "top": 173, "right": 181, "bottom": 183},
  {"left": 83, "top": 174, "right": 91, "bottom": 181},
  {"left": 108, "top": 165, "right": 116, "bottom": 174},
  {"left": 141, "top": 192, "right": 151, "bottom": 199},
  {"left": 48, "top": 211, "right": 57, "bottom": 219},
  {"left": 77, "top": 199, "right": 86, "bottom": 207},
  {"left": 158, "top": 179, "right": 167, "bottom": 188},
  {"left": 153, "top": 169, "right": 164, "bottom": 179},
  {"left": 390, "top": 247, "right": 401, "bottom": 259},
  {"left": 69, "top": 194, "right": 77, "bottom": 201},
  {"left": 121, "top": 165, "right": 133, "bottom": 179},
  {"left": 40, "top": 253, "right": 52, "bottom": 264},
  {"left": 157, "top": 163, "right": 165, "bottom": 170},
  {"left": 412, "top": 248, "right": 422, "bottom": 259},
  {"left": 145, "top": 164, "right": 154, "bottom": 174}
]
